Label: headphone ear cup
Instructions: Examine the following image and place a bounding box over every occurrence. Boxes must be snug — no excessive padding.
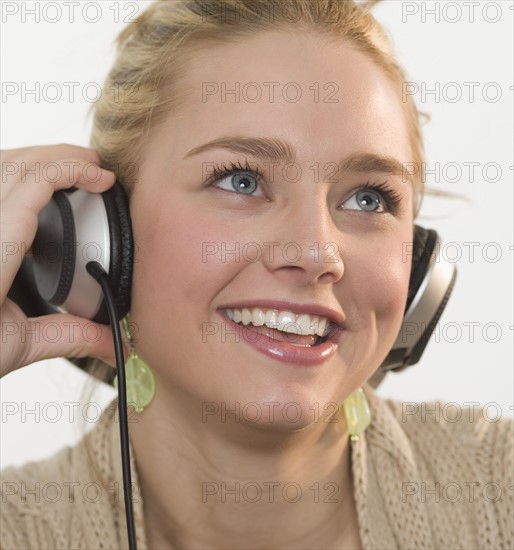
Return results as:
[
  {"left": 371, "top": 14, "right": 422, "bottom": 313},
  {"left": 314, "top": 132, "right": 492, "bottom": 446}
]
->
[
  {"left": 406, "top": 225, "right": 438, "bottom": 312},
  {"left": 8, "top": 182, "right": 133, "bottom": 324},
  {"left": 373, "top": 223, "right": 457, "bottom": 383},
  {"left": 93, "top": 181, "right": 134, "bottom": 324}
]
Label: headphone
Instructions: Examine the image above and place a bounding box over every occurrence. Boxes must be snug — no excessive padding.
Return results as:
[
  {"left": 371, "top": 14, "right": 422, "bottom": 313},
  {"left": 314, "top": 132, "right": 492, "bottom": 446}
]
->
[{"left": 8, "top": 181, "right": 457, "bottom": 381}]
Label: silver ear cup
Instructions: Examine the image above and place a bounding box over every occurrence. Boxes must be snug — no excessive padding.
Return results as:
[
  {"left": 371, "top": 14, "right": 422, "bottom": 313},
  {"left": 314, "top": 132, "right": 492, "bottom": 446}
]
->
[
  {"left": 30, "top": 181, "right": 134, "bottom": 324},
  {"left": 33, "top": 189, "right": 111, "bottom": 320}
]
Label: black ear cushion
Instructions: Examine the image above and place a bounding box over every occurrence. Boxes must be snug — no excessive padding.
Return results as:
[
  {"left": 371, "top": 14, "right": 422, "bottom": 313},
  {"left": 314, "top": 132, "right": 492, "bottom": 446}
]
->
[
  {"left": 406, "top": 225, "right": 437, "bottom": 312},
  {"left": 32, "top": 192, "right": 76, "bottom": 306},
  {"left": 111, "top": 182, "right": 134, "bottom": 318},
  {"left": 92, "top": 182, "right": 134, "bottom": 324}
]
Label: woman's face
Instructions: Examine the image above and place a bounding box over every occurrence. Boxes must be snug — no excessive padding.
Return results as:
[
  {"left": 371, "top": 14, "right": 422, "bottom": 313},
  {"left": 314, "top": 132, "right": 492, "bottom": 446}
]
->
[{"left": 130, "top": 31, "right": 414, "bottom": 429}]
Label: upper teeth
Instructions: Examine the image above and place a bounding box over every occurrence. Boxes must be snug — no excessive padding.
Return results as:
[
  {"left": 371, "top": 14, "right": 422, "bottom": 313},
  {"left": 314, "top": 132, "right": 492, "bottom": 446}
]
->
[{"left": 225, "top": 308, "right": 331, "bottom": 338}]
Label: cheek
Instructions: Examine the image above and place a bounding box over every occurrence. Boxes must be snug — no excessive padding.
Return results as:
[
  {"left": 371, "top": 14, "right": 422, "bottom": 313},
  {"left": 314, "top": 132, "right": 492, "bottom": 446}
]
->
[
  {"left": 373, "top": 255, "right": 410, "bottom": 324},
  {"left": 130, "top": 198, "right": 239, "bottom": 322},
  {"left": 344, "top": 234, "right": 411, "bottom": 347}
]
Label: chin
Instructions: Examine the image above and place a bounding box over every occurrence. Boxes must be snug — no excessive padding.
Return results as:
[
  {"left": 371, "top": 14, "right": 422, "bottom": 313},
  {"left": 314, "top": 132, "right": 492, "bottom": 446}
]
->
[{"left": 213, "top": 385, "right": 345, "bottom": 432}]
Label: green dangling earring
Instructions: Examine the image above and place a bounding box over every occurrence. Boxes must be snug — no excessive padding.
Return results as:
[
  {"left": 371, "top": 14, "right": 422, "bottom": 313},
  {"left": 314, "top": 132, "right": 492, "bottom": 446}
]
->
[
  {"left": 342, "top": 387, "right": 371, "bottom": 442},
  {"left": 113, "top": 314, "right": 156, "bottom": 413}
]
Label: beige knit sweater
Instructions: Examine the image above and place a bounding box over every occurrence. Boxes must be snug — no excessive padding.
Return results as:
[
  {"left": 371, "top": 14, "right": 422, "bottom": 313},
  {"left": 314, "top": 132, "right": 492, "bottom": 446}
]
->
[{"left": 1, "top": 383, "right": 513, "bottom": 549}]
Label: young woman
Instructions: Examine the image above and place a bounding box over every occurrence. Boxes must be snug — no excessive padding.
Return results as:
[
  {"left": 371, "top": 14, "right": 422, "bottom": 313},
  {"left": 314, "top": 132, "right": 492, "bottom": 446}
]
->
[{"left": 1, "top": 1, "right": 512, "bottom": 548}]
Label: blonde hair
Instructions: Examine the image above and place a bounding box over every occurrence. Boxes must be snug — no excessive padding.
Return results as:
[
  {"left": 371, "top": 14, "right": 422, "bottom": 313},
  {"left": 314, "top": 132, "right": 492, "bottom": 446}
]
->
[{"left": 90, "top": 0, "right": 427, "bottom": 202}]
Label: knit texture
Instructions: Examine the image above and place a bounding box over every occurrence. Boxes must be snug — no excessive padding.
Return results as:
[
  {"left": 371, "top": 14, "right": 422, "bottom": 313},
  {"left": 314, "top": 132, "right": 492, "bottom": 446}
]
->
[{"left": 1, "top": 383, "right": 513, "bottom": 549}]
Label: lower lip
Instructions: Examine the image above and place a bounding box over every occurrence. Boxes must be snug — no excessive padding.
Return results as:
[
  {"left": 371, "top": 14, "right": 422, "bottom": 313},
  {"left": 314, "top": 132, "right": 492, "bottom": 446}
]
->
[{"left": 216, "top": 311, "right": 344, "bottom": 366}]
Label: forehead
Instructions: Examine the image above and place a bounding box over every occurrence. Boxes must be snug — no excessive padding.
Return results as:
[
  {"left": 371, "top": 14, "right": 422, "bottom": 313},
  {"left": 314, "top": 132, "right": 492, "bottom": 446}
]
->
[{"left": 161, "top": 31, "right": 412, "bottom": 163}]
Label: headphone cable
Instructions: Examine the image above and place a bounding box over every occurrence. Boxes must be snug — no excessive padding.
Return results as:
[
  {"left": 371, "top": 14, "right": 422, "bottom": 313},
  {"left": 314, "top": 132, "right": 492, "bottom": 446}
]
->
[{"left": 86, "top": 261, "right": 138, "bottom": 550}]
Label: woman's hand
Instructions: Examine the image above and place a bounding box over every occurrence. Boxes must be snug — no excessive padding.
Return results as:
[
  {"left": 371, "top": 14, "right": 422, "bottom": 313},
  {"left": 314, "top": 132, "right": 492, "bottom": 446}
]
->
[{"left": 1, "top": 144, "right": 119, "bottom": 378}]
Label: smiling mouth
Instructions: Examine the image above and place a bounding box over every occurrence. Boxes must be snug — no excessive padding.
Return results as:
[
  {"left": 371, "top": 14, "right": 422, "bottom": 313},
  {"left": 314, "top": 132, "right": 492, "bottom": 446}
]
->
[
  {"left": 238, "top": 322, "right": 328, "bottom": 347},
  {"left": 223, "top": 314, "right": 338, "bottom": 347}
]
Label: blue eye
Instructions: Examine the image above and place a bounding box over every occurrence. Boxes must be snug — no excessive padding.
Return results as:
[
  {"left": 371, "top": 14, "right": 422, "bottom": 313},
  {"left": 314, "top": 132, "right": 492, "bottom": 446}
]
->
[
  {"left": 205, "top": 164, "right": 402, "bottom": 215},
  {"left": 222, "top": 172, "right": 259, "bottom": 195},
  {"left": 207, "top": 161, "right": 266, "bottom": 198},
  {"left": 342, "top": 182, "right": 402, "bottom": 215},
  {"left": 344, "top": 189, "right": 384, "bottom": 212}
]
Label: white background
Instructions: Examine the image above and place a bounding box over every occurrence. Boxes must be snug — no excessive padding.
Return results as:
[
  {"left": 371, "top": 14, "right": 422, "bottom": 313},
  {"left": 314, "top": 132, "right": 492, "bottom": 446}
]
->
[{"left": 1, "top": 0, "right": 513, "bottom": 468}]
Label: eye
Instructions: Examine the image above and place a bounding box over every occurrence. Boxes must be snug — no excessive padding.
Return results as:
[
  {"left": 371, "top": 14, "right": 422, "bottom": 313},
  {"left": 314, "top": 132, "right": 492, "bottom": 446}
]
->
[
  {"left": 207, "top": 160, "right": 266, "bottom": 198},
  {"left": 341, "top": 182, "right": 402, "bottom": 215}
]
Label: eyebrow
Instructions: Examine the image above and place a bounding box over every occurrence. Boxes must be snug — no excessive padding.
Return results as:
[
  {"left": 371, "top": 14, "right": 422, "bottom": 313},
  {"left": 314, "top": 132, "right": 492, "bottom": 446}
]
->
[{"left": 183, "top": 135, "right": 406, "bottom": 176}]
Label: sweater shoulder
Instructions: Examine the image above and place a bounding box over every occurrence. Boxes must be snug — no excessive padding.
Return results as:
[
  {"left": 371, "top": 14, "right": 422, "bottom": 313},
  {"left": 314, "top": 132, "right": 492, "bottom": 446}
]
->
[
  {"left": 0, "top": 417, "right": 120, "bottom": 549},
  {"left": 379, "top": 393, "right": 514, "bottom": 489},
  {"left": 381, "top": 395, "right": 513, "bottom": 452},
  {"left": 1, "top": 445, "right": 76, "bottom": 549},
  {"left": 360, "top": 386, "right": 513, "bottom": 548}
]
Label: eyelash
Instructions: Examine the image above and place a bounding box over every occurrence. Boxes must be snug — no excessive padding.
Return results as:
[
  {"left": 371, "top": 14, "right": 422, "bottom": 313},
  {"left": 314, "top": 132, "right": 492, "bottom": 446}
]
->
[
  {"left": 206, "top": 159, "right": 267, "bottom": 191},
  {"left": 205, "top": 160, "right": 402, "bottom": 215}
]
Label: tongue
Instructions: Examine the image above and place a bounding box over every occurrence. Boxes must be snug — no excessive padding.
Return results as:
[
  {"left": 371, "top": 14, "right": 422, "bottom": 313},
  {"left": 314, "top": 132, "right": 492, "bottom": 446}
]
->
[{"left": 238, "top": 322, "right": 318, "bottom": 346}]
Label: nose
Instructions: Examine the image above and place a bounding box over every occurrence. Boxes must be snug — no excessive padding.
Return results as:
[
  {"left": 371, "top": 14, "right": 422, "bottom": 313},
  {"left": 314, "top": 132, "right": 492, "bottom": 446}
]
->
[{"left": 261, "top": 193, "right": 344, "bottom": 286}]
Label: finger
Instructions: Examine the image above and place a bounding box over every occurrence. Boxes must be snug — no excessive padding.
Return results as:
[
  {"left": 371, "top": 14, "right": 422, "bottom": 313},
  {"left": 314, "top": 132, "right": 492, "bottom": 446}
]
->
[
  {"left": 1, "top": 160, "right": 115, "bottom": 299},
  {"left": 20, "top": 313, "right": 121, "bottom": 368},
  {"left": 1, "top": 145, "right": 109, "bottom": 198},
  {"left": 1, "top": 144, "right": 105, "bottom": 172},
  {"left": 4, "top": 156, "right": 115, "bottom": 210}
]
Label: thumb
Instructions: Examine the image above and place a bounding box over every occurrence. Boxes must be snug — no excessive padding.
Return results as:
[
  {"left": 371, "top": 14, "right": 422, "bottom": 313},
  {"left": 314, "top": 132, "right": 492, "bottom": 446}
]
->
[{"left": 23, "top": 313, "right": 120, "bottom": 367}]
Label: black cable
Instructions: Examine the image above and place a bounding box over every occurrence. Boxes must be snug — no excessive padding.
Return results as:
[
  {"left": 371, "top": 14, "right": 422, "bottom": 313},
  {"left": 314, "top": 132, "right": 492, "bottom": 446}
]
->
[{"left": 86, "top": 261, "right": 137, "bottom": 550}]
